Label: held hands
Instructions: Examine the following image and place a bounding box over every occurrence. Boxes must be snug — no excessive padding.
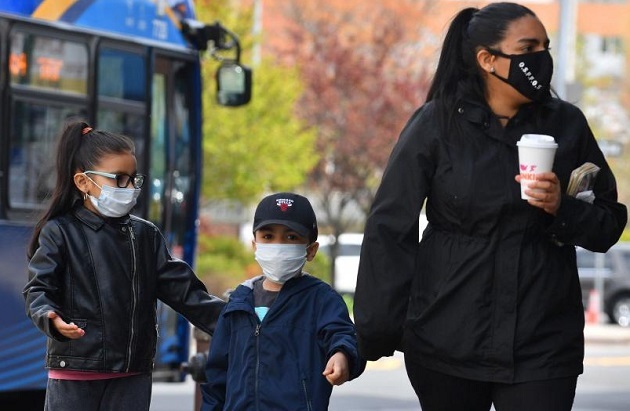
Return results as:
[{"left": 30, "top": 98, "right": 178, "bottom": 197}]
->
[
  {"left": 48, "top": 311, "right": 85, "bottom": 339},
  {"left": 515, "top": 172, "right": 561, "bottom": 215},
  {"left": 322, "top": 351, "right": 350, "bottom": 386}
]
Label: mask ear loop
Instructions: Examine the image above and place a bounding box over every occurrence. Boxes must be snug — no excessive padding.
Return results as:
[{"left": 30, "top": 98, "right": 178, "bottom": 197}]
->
[{"left": 75, "top": 172, "right": 98, "bottom": 201}]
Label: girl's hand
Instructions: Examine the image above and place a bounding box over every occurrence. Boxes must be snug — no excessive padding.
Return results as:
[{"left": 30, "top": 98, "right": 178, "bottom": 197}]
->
[
  {"left": 323, "top": 351, "right": 350, "bottom": 386},
  {"left": 48, "top": 311, "right": 85, "bottom": 339},
  {"left": 515, "top": 172, "right": 562, "bottom": 216}
]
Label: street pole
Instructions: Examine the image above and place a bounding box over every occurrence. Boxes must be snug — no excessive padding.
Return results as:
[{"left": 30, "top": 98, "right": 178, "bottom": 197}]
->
[
  {"left": 555, "top": 0, "right": 578, "bottom": 100},
  {"left": 252, "top": 0, "right": 262, "bottom": 65}
]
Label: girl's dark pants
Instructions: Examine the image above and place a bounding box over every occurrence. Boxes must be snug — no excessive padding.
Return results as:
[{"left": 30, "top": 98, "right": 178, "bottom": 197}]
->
[{"left": 44, "top": 373, "right": 152, "bottom": 411}]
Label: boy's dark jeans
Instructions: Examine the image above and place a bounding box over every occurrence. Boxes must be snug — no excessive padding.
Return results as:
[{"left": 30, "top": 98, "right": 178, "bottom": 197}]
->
[{"left": 44, "top": 373, "right": 152, "bottom": 411}]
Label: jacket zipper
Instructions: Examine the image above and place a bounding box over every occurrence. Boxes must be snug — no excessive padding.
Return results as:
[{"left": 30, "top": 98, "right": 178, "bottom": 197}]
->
[
  {"left": 254, "top": 323, "right": 261, "bottom": 411},
  {"left": 125, "top": 224, "right": 138, "bottom": 372},
  {"left": 302, "top": 379, "right": 313, "bottom": 411}
]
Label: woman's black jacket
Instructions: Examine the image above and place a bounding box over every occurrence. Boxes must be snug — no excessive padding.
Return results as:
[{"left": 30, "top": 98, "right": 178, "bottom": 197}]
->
[
  {"left": 23, "top": 205, "right": 225, "bottom": 373},
  {"left": 354, "top": 98, "right": 628, "bottom": 383}
]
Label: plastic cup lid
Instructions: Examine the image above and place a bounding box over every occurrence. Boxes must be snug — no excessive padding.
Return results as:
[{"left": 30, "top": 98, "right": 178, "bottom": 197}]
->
[{"left": 517, "top": 134, "right": 558, "bottom": 148}]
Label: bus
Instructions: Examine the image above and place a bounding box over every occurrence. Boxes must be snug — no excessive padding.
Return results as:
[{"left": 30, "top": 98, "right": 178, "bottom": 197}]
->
[{"left": 0, "top": 0, "right": 249, "bottom": 407}]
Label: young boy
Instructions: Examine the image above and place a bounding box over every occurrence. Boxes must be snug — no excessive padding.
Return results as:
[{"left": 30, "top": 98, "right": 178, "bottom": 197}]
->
[{"left": 201, "top": 192, "right": 364, "bottom": 411}]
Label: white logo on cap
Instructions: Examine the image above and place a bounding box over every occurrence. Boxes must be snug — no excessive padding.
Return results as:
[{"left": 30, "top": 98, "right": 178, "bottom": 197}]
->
[{"left": 276, "top": 199, "right": 294, "bottom": 212}]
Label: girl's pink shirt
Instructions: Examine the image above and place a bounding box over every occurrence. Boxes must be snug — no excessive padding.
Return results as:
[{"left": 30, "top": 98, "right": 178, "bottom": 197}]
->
[{"left": 48, "top": 370, "right": 141, "bottom": 380}]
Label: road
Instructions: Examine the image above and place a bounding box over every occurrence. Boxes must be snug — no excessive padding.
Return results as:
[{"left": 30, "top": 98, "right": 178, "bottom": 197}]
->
[{"left": 151, "top": 339, "right": 630, "bottom": 411}]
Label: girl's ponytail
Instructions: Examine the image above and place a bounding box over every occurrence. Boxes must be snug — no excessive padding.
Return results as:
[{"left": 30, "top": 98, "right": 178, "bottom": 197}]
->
[{"left": 27, "top": 121, "right": 88, "bottom": 259}]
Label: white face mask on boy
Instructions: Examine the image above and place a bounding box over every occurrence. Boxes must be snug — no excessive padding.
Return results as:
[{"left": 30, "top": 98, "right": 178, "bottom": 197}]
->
[{"left": 254, "top": 243, "right": 308, "bottom": 284}]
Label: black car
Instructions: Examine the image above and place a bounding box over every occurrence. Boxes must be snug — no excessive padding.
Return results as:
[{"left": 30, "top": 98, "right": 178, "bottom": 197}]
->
[{"left": 577, "top": 243, "right": 630, "bottom": 327}]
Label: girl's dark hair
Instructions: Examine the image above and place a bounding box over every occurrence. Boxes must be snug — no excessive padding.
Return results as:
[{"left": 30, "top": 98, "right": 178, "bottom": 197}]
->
[
  {"left": 426, "top": 2, "right": 537, "bottom": 130},
  {"left": 27, "top": 121, "right": 135, "bottom": 258}
]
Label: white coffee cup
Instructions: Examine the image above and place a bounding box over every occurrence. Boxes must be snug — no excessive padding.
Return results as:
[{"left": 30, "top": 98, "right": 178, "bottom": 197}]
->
[{"left": 517, "top": 134, "right": 558, "bottom": 200}]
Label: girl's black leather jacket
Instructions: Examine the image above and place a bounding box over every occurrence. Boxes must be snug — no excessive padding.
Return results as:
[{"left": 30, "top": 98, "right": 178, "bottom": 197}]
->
[{"left": 23, "top": 204, "right": 225, "bottom": 373}]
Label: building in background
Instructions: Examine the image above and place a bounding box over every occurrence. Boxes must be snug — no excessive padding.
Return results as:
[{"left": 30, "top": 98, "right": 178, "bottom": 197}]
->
[{"left": 258, "top": 0, "right": 629, "bottom": 144}]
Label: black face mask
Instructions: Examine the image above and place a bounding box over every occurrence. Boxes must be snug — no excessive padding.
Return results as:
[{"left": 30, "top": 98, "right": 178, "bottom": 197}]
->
[{"left": 487, "top": 49, "right": 554, "bottom": 102}]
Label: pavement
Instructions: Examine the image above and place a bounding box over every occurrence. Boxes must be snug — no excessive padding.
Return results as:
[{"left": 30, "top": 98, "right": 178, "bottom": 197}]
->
[{"left": 584, "top": 322, "right": 630, "bottom": 344}]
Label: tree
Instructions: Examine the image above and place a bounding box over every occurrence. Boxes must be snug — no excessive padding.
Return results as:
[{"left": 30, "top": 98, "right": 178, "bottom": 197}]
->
[
  {"left": 283, "top": 1, "right": 431, "bottom": 224},
  {"left": 195, "top": 0, "right": 318, "bottom": 204},
  {"left": 272, "top": 0, "right": 433, "bottom": 285}
]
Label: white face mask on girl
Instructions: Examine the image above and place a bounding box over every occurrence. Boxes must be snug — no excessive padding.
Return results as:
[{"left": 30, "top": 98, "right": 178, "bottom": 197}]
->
[
  {"left": 254, "top": 243, "right": 308, "bottom": 284},
  {"left": 86, "top": 179, "right": 141, "bottom": 218}
]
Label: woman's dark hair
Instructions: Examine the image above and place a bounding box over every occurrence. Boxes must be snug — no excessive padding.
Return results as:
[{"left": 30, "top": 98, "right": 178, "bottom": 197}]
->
[
  {"left": 27, "top": 121, "right": 135, "bottom": 258},
  {"left": 426, "top": 2, "right": 537, "bottom": 130}
]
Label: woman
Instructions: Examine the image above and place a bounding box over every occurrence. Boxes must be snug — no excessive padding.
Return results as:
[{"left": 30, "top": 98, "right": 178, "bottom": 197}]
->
[{"left": 353, "top": 3, "right": 627, "bottom": 410}]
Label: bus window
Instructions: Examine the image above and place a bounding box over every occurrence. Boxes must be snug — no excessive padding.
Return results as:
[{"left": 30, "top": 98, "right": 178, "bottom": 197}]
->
[
  {"left": 96, "top": 47, "right": 146, "bottom": 152},
  {"left": 9, "top": 101, "right": 87, "bottom": 210},
  {"left": 98, "top": 48, "right": 146, "bottom": 101},
  {"left": 96, "top": 46, "right": 147, "bottom": 189},
  {"left": 97, "top": 111, "right": 145, "bottom": 158},
  {"left": 10, "top": 31, "right": 88, "bottom": 95}
]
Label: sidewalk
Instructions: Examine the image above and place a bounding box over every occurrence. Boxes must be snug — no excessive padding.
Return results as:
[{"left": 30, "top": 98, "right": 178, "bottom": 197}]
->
[{"left": 584, "top": 322, "right": 630, "bottom": 344}]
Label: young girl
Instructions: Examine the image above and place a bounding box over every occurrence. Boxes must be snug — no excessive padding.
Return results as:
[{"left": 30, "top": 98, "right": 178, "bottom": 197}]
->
[{"left": 23, "top": 121, "right": 225, "bottom": 410}]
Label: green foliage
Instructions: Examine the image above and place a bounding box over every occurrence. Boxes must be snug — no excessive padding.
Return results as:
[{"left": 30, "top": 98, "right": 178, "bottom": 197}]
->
[
  {"left": 196, "top": 0, "right": 319, "bottom": 204},
  {"left": 304, "top": 248, "right": 331, "bottom": 283},
  {"left": 342, "top": 294, "right": 354, "bottom": 316},
  {"left": 202, "top": 58, "right": 318, "bottom": 202},
  {"left": 195, "top": 234, "right": 256, "bottom": 294}
]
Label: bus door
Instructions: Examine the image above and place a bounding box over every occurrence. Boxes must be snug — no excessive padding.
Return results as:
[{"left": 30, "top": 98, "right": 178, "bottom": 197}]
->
[{"left": 150, "top": 55, "right": 200, "bottom": 381}]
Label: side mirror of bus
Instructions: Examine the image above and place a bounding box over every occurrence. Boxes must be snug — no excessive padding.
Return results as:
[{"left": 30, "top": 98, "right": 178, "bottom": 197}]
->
[{"left": 216, "top": 62, "right": 252, "bottom": 107}]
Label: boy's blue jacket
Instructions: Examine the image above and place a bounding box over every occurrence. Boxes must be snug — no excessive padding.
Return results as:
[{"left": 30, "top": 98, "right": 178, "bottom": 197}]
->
[{"left": 201, "top": 274, "right": 365, "bottom": 411}]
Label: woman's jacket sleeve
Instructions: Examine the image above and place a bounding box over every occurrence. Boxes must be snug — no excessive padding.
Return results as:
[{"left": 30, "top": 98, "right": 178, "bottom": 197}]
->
[
  {"left": 353, "top": 106, "right": 434, "bottom": 361},
  {"left": 548, "top": 108, "right": 627, "bottom": 251}
]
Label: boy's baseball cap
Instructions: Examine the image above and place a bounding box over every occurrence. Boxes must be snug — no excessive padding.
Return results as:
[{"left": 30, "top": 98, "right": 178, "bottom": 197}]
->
[{"left": 253, "top": 192, "right": 318, "bottom": 241}]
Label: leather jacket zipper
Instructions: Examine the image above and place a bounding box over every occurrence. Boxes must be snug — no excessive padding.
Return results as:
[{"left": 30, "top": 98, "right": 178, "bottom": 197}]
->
[{"left": 125, "top": 224, "right": 138, "bottom": 372}]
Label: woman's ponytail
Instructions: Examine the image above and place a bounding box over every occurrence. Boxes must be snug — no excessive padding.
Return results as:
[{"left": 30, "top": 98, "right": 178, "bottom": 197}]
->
[{"left": 426, "top": 7, "right": 477, "bottom": 103}]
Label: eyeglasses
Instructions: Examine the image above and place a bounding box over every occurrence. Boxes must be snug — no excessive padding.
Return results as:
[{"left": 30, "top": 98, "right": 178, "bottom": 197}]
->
[{"left": 84, "top": 171, "right": 145, "bottom": 189}]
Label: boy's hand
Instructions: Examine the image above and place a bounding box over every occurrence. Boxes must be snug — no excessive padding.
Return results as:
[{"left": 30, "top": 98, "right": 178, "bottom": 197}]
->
[
  {"left": 48, "top": 311, "right": 85, "bottom": 339},
  {"left": 323, "top": 351, "right": 350, "bottom": 386}
]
